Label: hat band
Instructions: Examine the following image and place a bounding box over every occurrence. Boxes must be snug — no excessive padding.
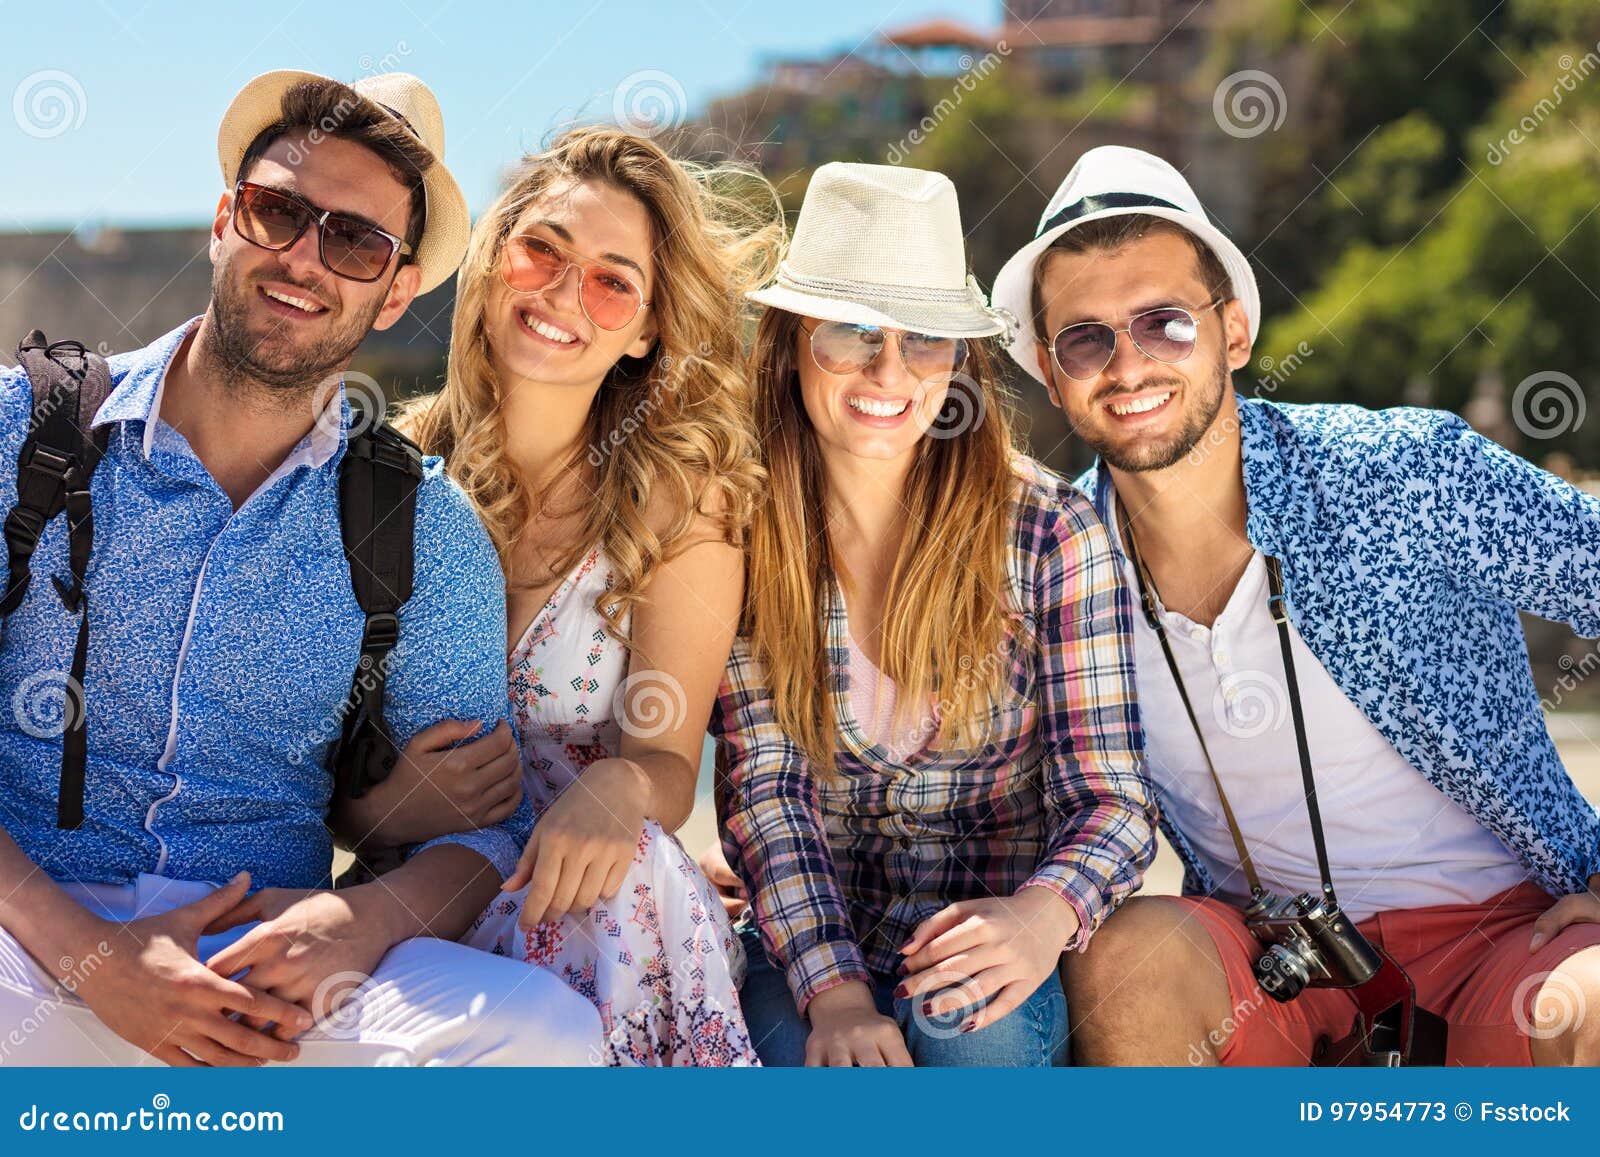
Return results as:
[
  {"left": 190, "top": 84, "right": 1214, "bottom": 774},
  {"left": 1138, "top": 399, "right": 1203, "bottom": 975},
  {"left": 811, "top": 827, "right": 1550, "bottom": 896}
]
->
[
  {"left": 776, "top": 263, "right": 981, "bottom": 306},
  {"left": 1038, "top": 191, "right": 1183, "bottom": 238}
]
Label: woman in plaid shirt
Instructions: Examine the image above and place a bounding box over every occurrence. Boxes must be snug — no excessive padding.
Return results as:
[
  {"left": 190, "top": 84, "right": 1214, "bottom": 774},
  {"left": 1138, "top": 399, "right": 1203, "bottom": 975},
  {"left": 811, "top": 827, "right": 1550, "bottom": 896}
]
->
[{"left": 708, "top": 163, "right": 1159, "bottom": 1066}]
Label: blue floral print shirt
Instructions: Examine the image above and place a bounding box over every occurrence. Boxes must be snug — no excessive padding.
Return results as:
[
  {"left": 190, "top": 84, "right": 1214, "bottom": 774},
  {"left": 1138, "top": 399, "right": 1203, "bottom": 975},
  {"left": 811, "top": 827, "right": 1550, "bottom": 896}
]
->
[{"left": 1078, "top": 394, "right": 1600, "bottom": 900}]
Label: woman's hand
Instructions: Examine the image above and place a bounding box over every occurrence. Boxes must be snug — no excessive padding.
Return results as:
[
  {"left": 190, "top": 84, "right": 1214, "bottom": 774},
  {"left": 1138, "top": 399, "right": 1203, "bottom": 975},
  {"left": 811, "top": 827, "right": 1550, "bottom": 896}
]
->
[
  {"left": 333, "top": 719, "right": 522, "bottom": 849},
  {"left": 696, "top": 840, "right": 748, "bottom": 920},
  {"left": 897, "top": 887, "right": 1079, "bottom": 1034},
  {"left": 804, "top": 981, "right": 913, "bottom": 1066},
  {"left": 503, "top": 757, "right": 651, "bottom": 929}
]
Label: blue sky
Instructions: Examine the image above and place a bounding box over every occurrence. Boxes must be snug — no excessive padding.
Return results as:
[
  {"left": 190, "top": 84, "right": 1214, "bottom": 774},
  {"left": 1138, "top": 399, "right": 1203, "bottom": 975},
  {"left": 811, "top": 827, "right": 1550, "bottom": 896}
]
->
[{"left": 0, "top": 0, "right": 995, "bottom": 229}]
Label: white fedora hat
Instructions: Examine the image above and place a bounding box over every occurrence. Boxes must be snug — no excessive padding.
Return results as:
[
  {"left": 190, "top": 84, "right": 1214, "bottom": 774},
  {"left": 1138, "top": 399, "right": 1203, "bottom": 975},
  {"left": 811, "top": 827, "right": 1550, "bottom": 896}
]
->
[
  {"left": 217, "top": 70, "right": 471, "bottom": 295},
  {"left": 749, "top": 162, "right": 1005, "bottom": 339},
  {"left": 991, "top": 145, "right": 1260, "bottom": 384}
]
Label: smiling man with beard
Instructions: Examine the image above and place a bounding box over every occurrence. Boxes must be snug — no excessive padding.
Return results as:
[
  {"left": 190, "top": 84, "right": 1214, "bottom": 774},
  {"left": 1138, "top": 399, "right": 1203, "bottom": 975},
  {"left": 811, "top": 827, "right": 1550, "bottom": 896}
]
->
[
  {"left": 991, "top": 145, "right": 1600, "bottom": 1066},
  {"left": 0, "top": 71, "right": 599, "bottom": 1066}
]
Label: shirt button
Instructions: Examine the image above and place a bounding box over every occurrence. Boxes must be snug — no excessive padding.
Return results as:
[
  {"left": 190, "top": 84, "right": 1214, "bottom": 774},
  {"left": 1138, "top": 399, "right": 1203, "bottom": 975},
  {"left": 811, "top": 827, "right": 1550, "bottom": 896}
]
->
[
  {"left": 1214, "top": 651, "right": 1230, "bottom": 666},
  {"left": 1188, "top": 627, "right": 1206, "bottom": 642}
]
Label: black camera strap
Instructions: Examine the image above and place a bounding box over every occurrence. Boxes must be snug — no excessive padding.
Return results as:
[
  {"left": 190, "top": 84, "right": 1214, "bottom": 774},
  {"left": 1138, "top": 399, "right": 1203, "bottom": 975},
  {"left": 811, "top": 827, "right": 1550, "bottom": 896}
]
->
[{"left": 1118, "top": 504, "right": 1337, "bottom": 907}]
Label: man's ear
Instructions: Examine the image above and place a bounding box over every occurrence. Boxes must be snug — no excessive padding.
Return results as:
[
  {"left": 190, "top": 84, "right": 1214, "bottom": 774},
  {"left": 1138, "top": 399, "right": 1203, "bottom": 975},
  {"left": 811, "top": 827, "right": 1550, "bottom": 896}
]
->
[
  {"left": 209, "top": 191, "right": 231, "bottom": 263},
  {"left": 1033, "top": 342, "right": 1062, "bottom": 410},
  {"left": 372, "top": 262, "right": 424, "bottom": 332},
  {"left": 1222, "top": 298, "right": 1252, "bottom": 374}
]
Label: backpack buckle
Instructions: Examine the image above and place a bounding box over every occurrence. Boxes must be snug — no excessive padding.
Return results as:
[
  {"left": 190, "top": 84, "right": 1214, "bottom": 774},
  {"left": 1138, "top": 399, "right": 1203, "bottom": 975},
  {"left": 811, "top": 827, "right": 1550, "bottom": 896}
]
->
[{"left": 360, "top": 611, "right": 400, "bottom": 653}]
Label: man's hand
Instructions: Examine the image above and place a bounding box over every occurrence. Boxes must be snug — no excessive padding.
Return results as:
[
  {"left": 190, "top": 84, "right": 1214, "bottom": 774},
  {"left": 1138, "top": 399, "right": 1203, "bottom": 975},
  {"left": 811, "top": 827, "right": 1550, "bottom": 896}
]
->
[
  {"left": 697, "top": 839, "right": 748, "bottom": 920},
  {"left": 335, "top": 719, "right": 522, "bottom": 849},
  {"left": 73, "top": 872, "right": 312, "bottom": 1066},
  {"left": 1530, "top": 873, "right": 1600, "bottom": 952},
  {"left": 804, "top": 980, "right": 913, "bottom": 1067},
  {"left": 203, "top": 884, "right": 403, "bottom": 1032},
  {"left": 502, "top": 757, "right": 650, "bottom": 929},
  {"left": 897, "top": 887, "right": 1079, "bottom": 1034}
]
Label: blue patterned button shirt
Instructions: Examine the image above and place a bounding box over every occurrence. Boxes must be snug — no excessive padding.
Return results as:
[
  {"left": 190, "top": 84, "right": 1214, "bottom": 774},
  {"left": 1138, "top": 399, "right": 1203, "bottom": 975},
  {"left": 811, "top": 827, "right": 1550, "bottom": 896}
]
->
[
  {"left": 0, "top": 319, "right": 531, "bottom": 890},
  {"left": 1078, "top": 394, "right": 1600, "bottom": 899}
]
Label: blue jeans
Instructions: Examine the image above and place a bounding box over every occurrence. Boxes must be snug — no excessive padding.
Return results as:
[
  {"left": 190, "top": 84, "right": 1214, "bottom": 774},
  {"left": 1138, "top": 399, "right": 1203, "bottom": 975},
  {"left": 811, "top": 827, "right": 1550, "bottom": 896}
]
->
[{"left": 737, "top": 923, "right": 1070, "bottom": 1066}]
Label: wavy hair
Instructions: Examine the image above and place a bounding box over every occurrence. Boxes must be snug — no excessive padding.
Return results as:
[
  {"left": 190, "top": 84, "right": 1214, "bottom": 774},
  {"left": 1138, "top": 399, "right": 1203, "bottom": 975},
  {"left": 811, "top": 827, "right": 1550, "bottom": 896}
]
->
[
  {"left": 744, "top": 308, "right": 1027, "bottom": 775},
  {"left": 399, "top": 126, "right": 783, "bottom": 640}
]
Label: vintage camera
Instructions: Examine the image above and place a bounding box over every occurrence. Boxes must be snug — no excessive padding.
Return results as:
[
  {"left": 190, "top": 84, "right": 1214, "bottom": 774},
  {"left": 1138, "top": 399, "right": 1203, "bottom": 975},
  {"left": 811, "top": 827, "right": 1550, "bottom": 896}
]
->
[
  {"left": 1244, "top": 888, "right": 1446, "bottom": 1065},
  {"left": 1245, "top": 888, "right": 1384, "bottom": 1001}
]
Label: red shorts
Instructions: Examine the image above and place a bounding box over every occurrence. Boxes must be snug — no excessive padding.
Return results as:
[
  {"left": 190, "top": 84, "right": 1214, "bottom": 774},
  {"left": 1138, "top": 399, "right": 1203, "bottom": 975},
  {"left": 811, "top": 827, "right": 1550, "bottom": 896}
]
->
[{"left": 1175, "top": 882, "right": 1600, "bottom": 1065}]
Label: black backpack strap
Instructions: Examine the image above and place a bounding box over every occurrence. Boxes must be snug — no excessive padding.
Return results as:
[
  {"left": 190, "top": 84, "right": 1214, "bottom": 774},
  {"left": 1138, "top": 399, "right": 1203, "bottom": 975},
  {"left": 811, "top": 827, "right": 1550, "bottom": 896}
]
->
[
  {"left": 327, "top": 419, "right": 421, "bottom": 801},
  {"left": 4, "top": 331, "right": 114, "bottom": 830}
]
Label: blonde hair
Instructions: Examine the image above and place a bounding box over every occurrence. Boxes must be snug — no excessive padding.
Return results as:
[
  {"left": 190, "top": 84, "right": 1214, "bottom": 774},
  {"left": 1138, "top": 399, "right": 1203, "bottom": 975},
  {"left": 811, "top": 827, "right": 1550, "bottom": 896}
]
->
[
  {"left": 744, "top": 308, "right": 1026, "bottom": 775},
  {"left": 399, "top": 126, "right": 783, "bottom": 639}
]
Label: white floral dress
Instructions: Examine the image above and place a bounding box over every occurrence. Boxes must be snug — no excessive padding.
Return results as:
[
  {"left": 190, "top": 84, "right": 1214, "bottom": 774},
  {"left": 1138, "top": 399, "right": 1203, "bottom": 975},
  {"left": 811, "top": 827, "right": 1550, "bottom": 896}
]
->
[{"left": 464, "top": 546, "right": 757, "bottom": 1066}]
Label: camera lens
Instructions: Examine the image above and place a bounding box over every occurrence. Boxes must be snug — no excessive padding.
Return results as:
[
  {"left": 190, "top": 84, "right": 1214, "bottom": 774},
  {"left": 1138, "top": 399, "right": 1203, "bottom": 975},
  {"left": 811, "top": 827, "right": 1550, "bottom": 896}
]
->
[{"left": 1254, "top": 945, "right": 1310, "bottom": 1002}]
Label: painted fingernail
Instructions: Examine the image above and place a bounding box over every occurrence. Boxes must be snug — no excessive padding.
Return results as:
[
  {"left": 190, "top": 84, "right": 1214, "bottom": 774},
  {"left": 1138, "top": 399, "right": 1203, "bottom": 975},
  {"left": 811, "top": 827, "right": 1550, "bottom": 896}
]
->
[
  {"left": 893, "top": 984, "right": 908, "bottom": 999},
  {"left": 921, "top": 1002, "right": 934, "bottom": 1017},
  {"left": 897, "top": 962, "right": 909, "bottom": 975},
  {"left": 961, "top": 1019, "right": 976, "bottom": 1034}
]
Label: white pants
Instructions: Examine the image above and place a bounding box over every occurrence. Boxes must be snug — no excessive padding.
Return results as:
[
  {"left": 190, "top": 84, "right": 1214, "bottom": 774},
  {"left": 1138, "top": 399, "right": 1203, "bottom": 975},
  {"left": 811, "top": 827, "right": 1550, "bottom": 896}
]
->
[{"left": 0, "top": 874, "right": 601, "bottom": 1066}]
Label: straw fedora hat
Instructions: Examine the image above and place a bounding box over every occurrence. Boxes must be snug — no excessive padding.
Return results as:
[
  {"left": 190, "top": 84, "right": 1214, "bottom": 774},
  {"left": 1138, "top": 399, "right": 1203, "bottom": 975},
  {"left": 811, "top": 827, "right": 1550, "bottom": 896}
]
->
[
  {"left": 749, "top": 162, "right": 1005, "bottom": 339},
  {"left": 217, "top": 70, "right": 470, "bottom": 295},
  {"left": 991, "top": 145, "right": 1260, "bottom": 384}
]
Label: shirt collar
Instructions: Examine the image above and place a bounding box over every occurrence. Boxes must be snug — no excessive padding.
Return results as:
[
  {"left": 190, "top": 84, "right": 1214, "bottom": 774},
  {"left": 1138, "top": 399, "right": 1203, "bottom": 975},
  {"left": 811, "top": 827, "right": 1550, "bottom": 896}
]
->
[{"left": 91, "top": 316, "right": 347, "bottom": 470}]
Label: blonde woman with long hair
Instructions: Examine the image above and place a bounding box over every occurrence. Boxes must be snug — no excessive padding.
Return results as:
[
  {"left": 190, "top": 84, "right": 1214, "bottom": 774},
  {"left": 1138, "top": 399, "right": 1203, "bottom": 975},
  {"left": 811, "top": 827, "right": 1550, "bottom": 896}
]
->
[
  {"left": 708, "top": 164, "right": 1159, "bottom": 1066},
  {"left": 348, "top": 126, "right": 780, "bottom": 1065}
]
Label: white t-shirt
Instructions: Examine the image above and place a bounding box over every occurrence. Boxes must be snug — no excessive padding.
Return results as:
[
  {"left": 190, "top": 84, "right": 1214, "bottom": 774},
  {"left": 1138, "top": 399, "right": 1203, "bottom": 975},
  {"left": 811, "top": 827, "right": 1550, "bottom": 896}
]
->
[{"left": 1110, "top": 498, "right": 1526, "bottom": 921}]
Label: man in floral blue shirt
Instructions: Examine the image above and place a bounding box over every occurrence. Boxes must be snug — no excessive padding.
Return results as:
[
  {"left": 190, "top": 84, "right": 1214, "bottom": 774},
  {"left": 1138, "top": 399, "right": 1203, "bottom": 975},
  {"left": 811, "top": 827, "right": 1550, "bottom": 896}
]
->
[
  {"left": 0, "top": 71, "right": 598, "bottom": 1065},
  {"left": 993, "top": 145, "right": 1600, "bottom": 1065}
]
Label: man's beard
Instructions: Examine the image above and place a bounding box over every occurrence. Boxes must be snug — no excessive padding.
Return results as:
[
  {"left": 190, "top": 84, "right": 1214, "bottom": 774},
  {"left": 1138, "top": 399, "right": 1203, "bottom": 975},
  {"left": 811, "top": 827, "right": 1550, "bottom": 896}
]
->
[
  {"left": 1083, "top": 352, "right": 1231, "bottom": 474},
  {"left": 207, "top": 258, "right": 382, "bottom": 394}
]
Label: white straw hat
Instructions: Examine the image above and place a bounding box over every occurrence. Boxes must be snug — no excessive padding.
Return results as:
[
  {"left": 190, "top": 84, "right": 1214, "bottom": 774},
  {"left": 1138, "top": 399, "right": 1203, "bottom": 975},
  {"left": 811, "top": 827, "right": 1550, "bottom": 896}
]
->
[
  {"left": 991, "top": 145, "right": 1260, "bottom": 384},
  {"left": 217, "top": 70, "right": 470, "bottom": 295},
  {"left": 749, "top": 162, "right": 1005, "bottom": 339}
]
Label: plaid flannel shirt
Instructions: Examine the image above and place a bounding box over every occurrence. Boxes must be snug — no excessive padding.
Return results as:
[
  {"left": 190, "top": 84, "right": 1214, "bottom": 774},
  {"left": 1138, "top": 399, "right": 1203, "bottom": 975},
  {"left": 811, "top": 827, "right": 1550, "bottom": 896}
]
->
[{"left": 711, "top": 456, "right": 1157, "bottom": 1012}]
